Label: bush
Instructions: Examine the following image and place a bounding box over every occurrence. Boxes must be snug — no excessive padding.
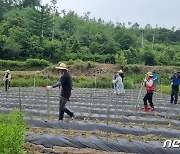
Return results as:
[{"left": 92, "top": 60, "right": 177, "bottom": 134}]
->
[
  {"left": 0, "top": 60, "right": 25, "bottom": 70},
  {"left": 143, "top": 50, "right": 157, "bottom": 66},
  {"left": 129, "top": 64, "right": 142, "bottom": 73},
  {"left": 0, "top": 110, "right": 25, "bottom": 154},
  {"left": 0, "top": 59, "right": 51, "bottom": 71},
  {"left": 66, "top": 59, "right": 96, "bottom": 70},
  {"left": 26, "top": 58, "right": 50, "bottom": 68},
  {"left": 124, "top": 80, "right": 134, "bottom": 89}
]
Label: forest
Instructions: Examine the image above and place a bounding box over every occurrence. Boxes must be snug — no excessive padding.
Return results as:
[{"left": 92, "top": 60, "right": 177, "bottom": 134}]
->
[{"left": 0, "top": 0, "right": 180, "bottom": 66}]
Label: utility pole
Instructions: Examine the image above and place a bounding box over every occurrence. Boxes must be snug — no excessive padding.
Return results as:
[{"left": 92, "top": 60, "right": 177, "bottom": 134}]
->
[
  {"left": 141, "top": 29, "right": 144, "bottom": 48},
  {"left": 51, "top": 0, "right": 57, "bottom": 41},
  {"left": 152, "top": 29, "right": 155, "bottom": 50}
]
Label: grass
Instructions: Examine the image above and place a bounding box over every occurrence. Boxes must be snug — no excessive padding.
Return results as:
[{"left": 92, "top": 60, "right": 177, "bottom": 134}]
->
[
  {"left": 0, "top": 109, "right": 26, "bottom": 154},
  {"left": 0, "top": 69, "right": 175, "bottom": 95}
]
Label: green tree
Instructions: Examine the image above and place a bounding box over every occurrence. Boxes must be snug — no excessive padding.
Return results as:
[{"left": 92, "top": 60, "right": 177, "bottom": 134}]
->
[
  {"left": 22, "top": 0, "right": 40, "bottom": 7},
  {"left": 173, "top": 52, "right": 180, "bottom": 66},
  {"left": 123, "top": 47, "right": 141, "bottom": 64},
  {"left": 143, "top": 50, "right": 157, "bottom": 66},
  {"left": 115, "top": 51, "right": 127, "bottom": 67},
  {"left": 114, "top": 27, "right": 137, "bottom": 50},
  {"left": 26, "top": 5, "right": 53, "bottom": 41}
]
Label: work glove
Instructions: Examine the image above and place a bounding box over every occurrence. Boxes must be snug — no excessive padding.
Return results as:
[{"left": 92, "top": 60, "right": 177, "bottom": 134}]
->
[
  {"left": 143, "top": 79, "right": 147, "bottom": 82},
  {"left": 45, "top": 86, "right": 52, "bottom": 90}
]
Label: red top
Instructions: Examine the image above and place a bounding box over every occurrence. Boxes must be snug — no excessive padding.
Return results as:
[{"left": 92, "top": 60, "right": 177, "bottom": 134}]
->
[{"left": 146, "top": 77, "right": 154, "bottom": 91}]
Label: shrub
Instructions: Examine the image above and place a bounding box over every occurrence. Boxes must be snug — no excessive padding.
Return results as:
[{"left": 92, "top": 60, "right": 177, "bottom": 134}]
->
[
  {"left": 26, "top": 58, "right": 50, "bottom": 68},
  {"left": 129, "top": 64, "right": 142, "bottom": 73},
  {"left": 143, "top": 50, "right": 157, "bottom": 66},
  {"left": 0, "top": 60, "right": 25, "bottom": 70},
  {"left": 66, "top": 59, "right": 75, "bottom": 65},
  {"left": 0, "top": 110, "right": 25, "bottom": 154},
  {"left": 66, "top": 59, "right": 96, "bottom": 70},
  {"left": 0, "top": 59, "right": 51, "bottom": 71},
  {"left": 124, "top": 80, "right": 134, "bottom": 89}
]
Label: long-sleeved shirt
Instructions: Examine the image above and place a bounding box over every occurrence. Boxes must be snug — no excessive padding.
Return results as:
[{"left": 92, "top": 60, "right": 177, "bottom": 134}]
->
[
  {"left": 170, "top": 75, "right": 180, "bottom": 91},
  {"left": 146, "top": 79, "right": 153, "bottom": 87},
  {"left": 3, "top": 73, "right": 11, "bottom": 81},
  {"left": 52, "top": 72, "right": 72, "bottom": 99}
]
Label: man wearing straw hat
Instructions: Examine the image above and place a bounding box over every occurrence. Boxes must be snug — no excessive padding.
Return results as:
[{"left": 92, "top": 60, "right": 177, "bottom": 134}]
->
[
  {"left": 142, "top": 72, "right": 155, "bottom": 112},
  {"left": 3, "top": 70, "right": 11, "bottom": 91},
  {"left": 46, "top": 63, "right": 74, "bottom": 120}
]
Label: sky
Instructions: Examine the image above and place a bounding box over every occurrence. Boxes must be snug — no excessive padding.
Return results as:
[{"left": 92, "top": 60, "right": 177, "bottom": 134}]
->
[{"left": 41, "top": 0, "right": 180, "bottom": 29}]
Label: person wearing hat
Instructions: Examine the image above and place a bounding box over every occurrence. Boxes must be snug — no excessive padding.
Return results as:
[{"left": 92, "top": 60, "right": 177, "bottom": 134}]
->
[
  {"left": 112, "top": 70, "right": 125, "bottom": 95},
  {"left": 118, "top": 70, "right": 124, "bottom": 82},
  {"left": 46, "top": 63, "right": 74, "bottom": 120},
  {"left": 142, "top": 72, "right": 155, "bottom": 112},
  {"left": 3, "top": 70, "right": 11, "bottom": 91},
  {"left": 169, "top": 71, "right": 180, "bottom": 104}
]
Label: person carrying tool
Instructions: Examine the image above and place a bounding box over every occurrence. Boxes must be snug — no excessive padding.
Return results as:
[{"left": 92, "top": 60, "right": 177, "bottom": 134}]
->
[
  {"left": 142, "top": 72, "right": 155, "bottom": 112},
  {"left": 3, "top": 70, "right": 11, "bottom": 91},
  {"left": 112, "top": 70, "right": 125, "bottom": 95},
  {"left": 169, "top": 71, "right": 180, "bottom": 104},
  {"left": 46, "top": 63, "right": 74, "bottom": 120}
]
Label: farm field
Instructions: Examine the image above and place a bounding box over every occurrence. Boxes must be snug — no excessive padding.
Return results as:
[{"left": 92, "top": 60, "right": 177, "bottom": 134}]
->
[{"left": 0, "top": 87, "right": 180, "bottom": 154}]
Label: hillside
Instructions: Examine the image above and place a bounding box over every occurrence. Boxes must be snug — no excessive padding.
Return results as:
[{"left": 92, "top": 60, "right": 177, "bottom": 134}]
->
[{"left": 0, "top": 1, "right": 180, "bottom": 66}]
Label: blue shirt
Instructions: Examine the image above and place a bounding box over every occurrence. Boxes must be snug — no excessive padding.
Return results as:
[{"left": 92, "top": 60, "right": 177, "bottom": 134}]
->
[
  {"left": 170, "top": 76, "right": 180, "bottom": 91},
  {"left": 170, "top": 76, "right": 180, "bottom": 85}
]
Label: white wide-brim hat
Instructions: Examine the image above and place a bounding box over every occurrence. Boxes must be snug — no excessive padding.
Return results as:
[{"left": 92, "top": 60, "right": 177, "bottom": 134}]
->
[
  {"left": 55, "top": 63, "right": 68, "bottom": 70},
  {"left": 118, "top": 70, "right": 123, "bottom": 73},
  {"left": 147, "top": 72, "right": 153, "bottom": 76},
  {"left": 6, "top": 70, "right": 10, "bottom": 73}
]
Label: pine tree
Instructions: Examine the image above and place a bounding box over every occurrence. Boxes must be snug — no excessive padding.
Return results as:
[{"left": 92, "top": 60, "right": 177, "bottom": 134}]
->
[
  {"left": 22, "top": 0, "right": 40, "bottom": 8},
  {"left": 26, "top": 5, "right": 53, "bottom": 42}
]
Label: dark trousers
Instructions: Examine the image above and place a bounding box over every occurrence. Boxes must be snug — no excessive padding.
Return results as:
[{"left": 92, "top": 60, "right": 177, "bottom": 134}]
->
[
  {"left": 5, "top": 80, "right": 10, "bottom": 91},
  {"left": 143, "top": 92, "right": 154, "bottom": 107},
  {"left": 170, "top": 89, "right": 178, "bottom": 104},
  {"left": 59, "top": 96, "right": 73, "bottom": 120}
]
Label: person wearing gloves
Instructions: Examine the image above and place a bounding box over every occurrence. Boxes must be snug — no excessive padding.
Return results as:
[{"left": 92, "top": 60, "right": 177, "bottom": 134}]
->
[
  {"left": 169, "top": 71, "right": 180, "bottom": 104},
  {"left": 112, "top": 70, "right": 125, "bottom": 95},
  {"left": 46, "top": 63, "right": 74, "bottom": 120},
  {"left": 3, "top": 70, "right": 11, "bottom": 91},
  {"left": 142, "top": 72, "right": 155, "bottom": 112}
]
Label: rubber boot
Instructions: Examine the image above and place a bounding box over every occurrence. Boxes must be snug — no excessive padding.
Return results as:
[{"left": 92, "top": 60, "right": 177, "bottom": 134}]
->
[
  {"left": 150, "top": 106, "right": 155, "bottom": 112},
  {"left": 143, "top": 105, "right": 148, "bottom": 112}
]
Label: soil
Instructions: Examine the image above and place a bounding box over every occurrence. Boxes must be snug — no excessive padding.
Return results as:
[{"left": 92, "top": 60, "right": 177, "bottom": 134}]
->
[
  {"left": 58, "top": 64, "right": 117, "bottom": 77},
  {"left": 24, "top": 142, "right": 126, "bottom": 154},
  {"left": 67, "top": 64, "right": 175, "bottom": 76},
  {"left": 26, "top": 126, "right": 178, "bottom": 144},
  {"left": 0, "top": 64, "right": 177, "bottom": 79}
]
